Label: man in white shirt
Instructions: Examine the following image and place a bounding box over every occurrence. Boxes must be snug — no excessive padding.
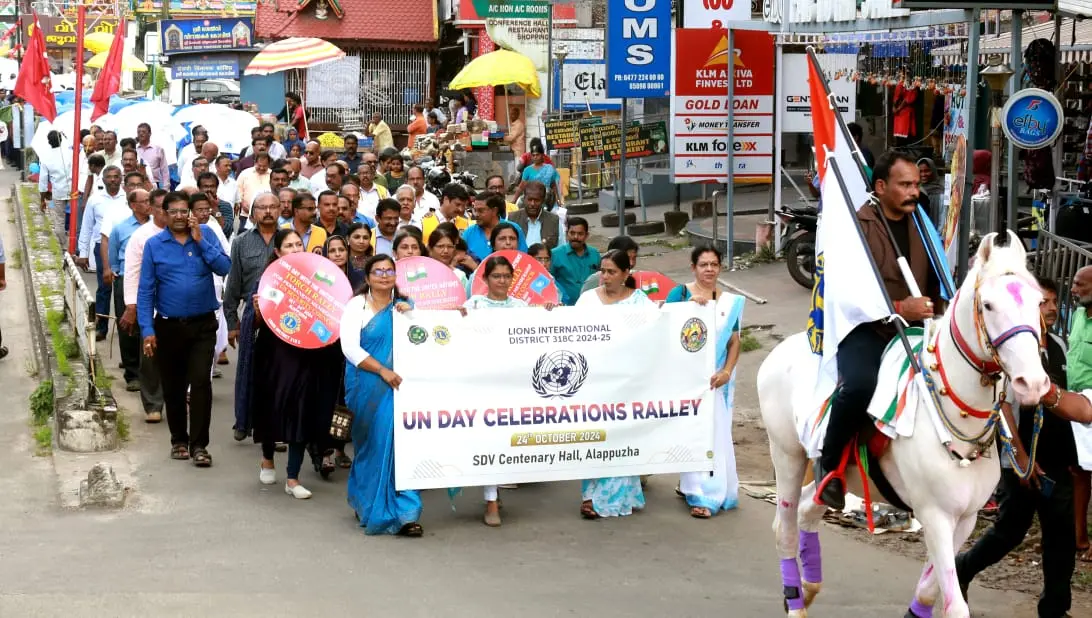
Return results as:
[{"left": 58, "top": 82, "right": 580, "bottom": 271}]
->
[
  {"left": 355, "top": 164, "right": 387, "bottom": 221},
  {"left": 179, "top": 156, "right": 209, "bottom": 189},
  {"left": 94, "top": 130, "right": 122, "bottom": 169},
  {"left": 395, "top": 185, "right": 422, "bottom": 229},
  {"left": 37, "top": 130, "right": 78, "bottom": 230},
  {"left": 176, "top": 126, "right": 208, "bottom": 177},
  {"left": 262, "top": 122, "right": 287, "bottom": 160},
  {"left": 236, "top": 153, "right": 272, "bottom": 228},
  {"left": 406, "top": 165, "right": 439, "bottom": 219},
  {"left": 214, "top": 154, "right": 238, "bottom": 209},
  {"left": 76, "top": 166, "right": 127, "bottom": 340},
  {"left": 121, "top": 189, "right": 168, "bottom": 422}
]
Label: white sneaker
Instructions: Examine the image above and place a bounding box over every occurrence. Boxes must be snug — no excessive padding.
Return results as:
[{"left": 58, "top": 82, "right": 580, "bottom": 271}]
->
[
  {"left": 259, "top": 466, "right": 276, "bottom": 485},
  {"left": 285, "top": 482, "right": 312, "bottom": 499}
]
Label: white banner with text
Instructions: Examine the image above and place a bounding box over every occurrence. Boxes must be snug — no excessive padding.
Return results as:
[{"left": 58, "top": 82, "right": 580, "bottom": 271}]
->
[{"left": 393, "top": 304, "right": 716, "bottom": 490}]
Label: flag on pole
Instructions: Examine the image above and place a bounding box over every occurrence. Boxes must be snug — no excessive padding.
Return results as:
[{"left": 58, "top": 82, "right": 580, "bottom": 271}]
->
[
  {"left": 804, "top": 49, "right": 892, "bottom": 398},
  {"left": 90, "top": 20, "right": 125, "bottom": 121},
  {"left": 13, "top": 12, "right": 56, "bottom": 122}
]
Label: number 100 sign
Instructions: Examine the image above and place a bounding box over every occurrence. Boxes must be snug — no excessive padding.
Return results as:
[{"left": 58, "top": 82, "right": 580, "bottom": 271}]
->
[{"left": 683, "top": 0, "right": 752, "bottom": 28}]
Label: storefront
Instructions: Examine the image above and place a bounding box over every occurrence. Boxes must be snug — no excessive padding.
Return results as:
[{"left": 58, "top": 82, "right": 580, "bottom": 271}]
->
[
  {"left": 24, "top": 15, "right": 121, "bottom": 74},
  {"left": 158, "top": 16, "right": 257, "bottom": 103}
]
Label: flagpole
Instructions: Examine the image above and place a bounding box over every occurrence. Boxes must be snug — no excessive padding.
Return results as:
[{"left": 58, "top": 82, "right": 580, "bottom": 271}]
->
[{"left": 68, "top": 3, "right": 86, "bottom": 255}]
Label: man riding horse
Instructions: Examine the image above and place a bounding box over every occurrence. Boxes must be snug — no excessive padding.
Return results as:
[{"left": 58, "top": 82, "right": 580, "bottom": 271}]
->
[{"left": 815, "top": 150, "right": 946, "bottom": 510}]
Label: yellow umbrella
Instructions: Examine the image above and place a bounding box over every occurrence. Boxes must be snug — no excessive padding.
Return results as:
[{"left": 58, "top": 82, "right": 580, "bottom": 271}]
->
[
  {"left": 84, "top": 31, "right": 115, "bottom": 54},
  {"left": 449, "top": 49, "right": 540, "bottom": 98},
  {"left": 86, "top": 50, "right": 147, "bottom": 73}
]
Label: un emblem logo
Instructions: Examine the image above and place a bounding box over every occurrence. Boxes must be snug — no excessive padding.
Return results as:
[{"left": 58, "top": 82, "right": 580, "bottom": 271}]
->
[{"left": 531, "top": 351, "right": 589, "bottom": 399}]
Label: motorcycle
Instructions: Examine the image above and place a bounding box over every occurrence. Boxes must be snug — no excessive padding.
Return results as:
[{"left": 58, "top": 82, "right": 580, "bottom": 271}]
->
[{"left": 778, "top": 204, "right": 819, "bottom": 289}]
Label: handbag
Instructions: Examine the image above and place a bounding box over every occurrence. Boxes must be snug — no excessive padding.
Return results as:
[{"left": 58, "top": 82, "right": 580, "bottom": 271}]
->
[{"left": 330, "top": 404, "right": 353, "bottom": 441}]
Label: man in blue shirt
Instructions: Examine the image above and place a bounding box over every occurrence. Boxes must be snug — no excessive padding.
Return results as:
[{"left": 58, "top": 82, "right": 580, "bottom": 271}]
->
[
  {"left": 138, "top": 191, "right": 231, "bottom": 467},
  {"left": 462, "top": 192, "right": 526, "bottom": 261},
  {"left": 550, "top": 216, "right": 600, "bottom": 305},
  {"left": 106, "top": 188, "right": 152, "bottom": 391}
]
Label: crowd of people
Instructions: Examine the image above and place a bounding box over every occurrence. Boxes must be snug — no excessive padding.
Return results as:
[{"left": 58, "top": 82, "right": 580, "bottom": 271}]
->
[{"left": 35, "top": 111, "right": 746, "bottom": 537}]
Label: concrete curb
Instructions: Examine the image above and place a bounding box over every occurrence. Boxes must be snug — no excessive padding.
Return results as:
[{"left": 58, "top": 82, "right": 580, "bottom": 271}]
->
[{"left": 10, "top": 185, "right": 50, "bottom": 384}]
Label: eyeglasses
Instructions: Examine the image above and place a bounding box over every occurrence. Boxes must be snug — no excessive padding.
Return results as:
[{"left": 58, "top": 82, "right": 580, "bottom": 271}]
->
[
  {"left": 487, "top": 184, "right": 504, "bottom": 191},
  {"left": 166, "top": 208, "right": 190, "bottom": 216},
  {"left": 371, "top": 268, "right": 396, "bottom": 278}
]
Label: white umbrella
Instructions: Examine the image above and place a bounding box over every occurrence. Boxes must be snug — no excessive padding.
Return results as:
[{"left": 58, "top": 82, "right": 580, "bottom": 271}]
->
[
  {"left": 105, "top": 101, "right": 186, "bottom": 165},
  {"left": 200, "top": 117, "right": 259, "bottom": 155},
  {"left": 31, "top": 106, "right": 115, "bottom": 157},
  {"left": 172, "top": 103, "right": 251, "bottom": 125}
]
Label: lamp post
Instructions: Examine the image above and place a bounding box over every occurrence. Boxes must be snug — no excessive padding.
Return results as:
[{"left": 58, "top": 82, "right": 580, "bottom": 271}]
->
[{"left": 980, "top": 54, "right": 1014, "bottom": 235}]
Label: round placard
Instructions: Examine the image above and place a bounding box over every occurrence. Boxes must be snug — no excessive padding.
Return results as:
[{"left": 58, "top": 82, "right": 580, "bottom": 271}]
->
[
  {"left": 256, "top": 251, "right": 354, "bottom": 349},
  {"left": 1001, "top": 88, "right": 1063, "bottom": 150}
]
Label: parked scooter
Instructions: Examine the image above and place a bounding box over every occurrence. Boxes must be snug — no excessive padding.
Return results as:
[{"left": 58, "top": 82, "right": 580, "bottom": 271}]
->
[{"left": 778, "top": 204, "right": 819, "bottom": 289}]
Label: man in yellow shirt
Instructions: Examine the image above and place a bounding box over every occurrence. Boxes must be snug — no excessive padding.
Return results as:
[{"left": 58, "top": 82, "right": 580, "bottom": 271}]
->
[
  {"left": 279, "top": 192, "right": 327, "bottom": 252},
  {"left": 421, "top": 183, "right": 471, "bottom": 242},
  {"left": 485, "top": 175, "right": 519, "bottom": 215},
  {"left": 366, "top": 112, "right": 394, "bottom": 153}
]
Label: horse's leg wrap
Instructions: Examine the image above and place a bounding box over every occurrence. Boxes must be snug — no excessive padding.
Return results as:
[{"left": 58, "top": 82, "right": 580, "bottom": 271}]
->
[
  {"left": 780, "top": 557, "right": 805, "bottom": 612},
  {"left": 908, "top": 597, "right": 933, "bottom": 618},
  {"left": 799, "top": 530, "right": 822, "bottom": 583}
]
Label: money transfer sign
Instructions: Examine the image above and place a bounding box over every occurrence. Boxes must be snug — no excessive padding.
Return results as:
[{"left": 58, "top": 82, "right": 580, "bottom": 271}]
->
[
  {"left": 256, "top": 252, "right": 353, "bottom": 349},
  {"left": 672, "top": 28, "right": 774, "bottom": 183},
  {"left": 393, "top": 303, "right": 716, "bottom": 489},
  {"left": 606, "top": 0, "right": 672, "bottom": 98}
]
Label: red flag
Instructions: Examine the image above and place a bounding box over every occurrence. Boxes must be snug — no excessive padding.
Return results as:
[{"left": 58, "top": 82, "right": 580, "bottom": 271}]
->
[
  {"left": 13, "top": 13, "right": 56, "bottom": 122},
  {"left": 90, "top": 20, "right": 125, "bottom": 121}
]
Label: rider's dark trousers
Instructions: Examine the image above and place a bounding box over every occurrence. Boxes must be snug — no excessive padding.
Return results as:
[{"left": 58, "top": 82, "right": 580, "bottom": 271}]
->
[
  {"left": 819, "top": 324, "right": 889, "bottom": 472},
  {"left": 957, "top": 469, "right": 1075, "bottom": 618}
]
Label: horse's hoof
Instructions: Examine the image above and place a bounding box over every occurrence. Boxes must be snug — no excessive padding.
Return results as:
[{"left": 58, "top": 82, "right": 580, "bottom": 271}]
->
[
  {"left": 783, "top": 599, "right": 807, "bottom": 617},
  {"left": 802, "top": 581, "right": 821, "bottom": 608}
]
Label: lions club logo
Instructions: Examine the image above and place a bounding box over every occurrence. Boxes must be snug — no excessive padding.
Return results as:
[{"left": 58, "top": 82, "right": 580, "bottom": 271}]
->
[
  {"left": 680, "top": 317, "right": 708, "bottom": 353},
  {"left": 407, "top": 325, "right": 428, "bottom": 345},
  {"left": 279, "top": 312, "right": 301, "bottom": 335},
  {"left": 532, "top": 350, "right": 588, "bottom": 399},
  {"left": 432, "top": 326, "right": 451, "bottom": 345}
]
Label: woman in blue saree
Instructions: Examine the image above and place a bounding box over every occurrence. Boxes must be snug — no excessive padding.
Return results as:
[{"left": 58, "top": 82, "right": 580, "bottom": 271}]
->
[
  {"left": 665, "top": 246, "right": 745, "bottom": 518},
  {"left": 339, "top": 254, "right": 423, "bottom": 536},
  {"left": 513, "top": 142, "right": 564, "bottom": 209}
]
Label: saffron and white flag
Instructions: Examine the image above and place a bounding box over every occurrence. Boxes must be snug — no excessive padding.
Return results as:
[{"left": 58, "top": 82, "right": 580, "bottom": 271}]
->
[{"left": 804, "top": 51, "right": 893, "bottom": 399}]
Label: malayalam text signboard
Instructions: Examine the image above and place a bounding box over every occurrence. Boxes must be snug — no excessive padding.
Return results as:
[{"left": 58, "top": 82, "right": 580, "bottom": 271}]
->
[
  {"left": 159, "top": 18, "right": 255, "bottom": 55},
  {"left": 170, "top": 54, "right": 240, "bottom": 79},
  {"left": 672, "top": 28, "right": 774, "bottom": 184},
  {"left": 580, "top": 120, "right": 670, "bottom": 161},
  {"left": 606, "top": 0, "right": 672, "bottom": 98},
  {"left": 544, "top": 117, "right": 602, "bottom": 151}
]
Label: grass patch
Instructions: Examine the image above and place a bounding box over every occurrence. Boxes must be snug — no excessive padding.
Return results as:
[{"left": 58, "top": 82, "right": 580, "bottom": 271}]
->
[
  {"left": 116, "top": 409, "right": 130, "bottom": 442},
  {"left": 9, "top": 247, "right": 21, "bottom": 269},
  {"left": 45, "top": 309, "right": 73, "bottom": 376},
  {"left": 30, "top": 380, "right": 53, "bottom": 425},
  {"left": 740, "top": 328, "right": 762, "bottom": 353},
  {"left": 754, "top": 243, "right": 778, "bottom": 263},
  {"left": 33, "top": 424, "right": 52, "bottom": 455}
]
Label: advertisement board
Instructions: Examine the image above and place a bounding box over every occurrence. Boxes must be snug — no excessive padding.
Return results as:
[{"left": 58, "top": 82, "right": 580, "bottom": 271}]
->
[
  {"left": 605, "top": 0, "right": 672, "bottom": 98},
  {"left": 580, "top": 121, "right": 670, "bottom": 162},
  {"left": 781, "top": 53, "right": 856, "bottom": 133},
  {"left": 672, "top": 28, "right": 774, "bottom": 183},
  {"left": 555, "top": 60, "right": 622, "bottom": 111},
  {"left": 170, "top": 54, "right": 240, "bottom": 79}
]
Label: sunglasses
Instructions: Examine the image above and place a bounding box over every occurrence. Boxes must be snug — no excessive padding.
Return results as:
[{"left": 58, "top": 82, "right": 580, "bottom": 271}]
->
[{"left": 371, "top": 268, "right": 396, "bottom": 278}]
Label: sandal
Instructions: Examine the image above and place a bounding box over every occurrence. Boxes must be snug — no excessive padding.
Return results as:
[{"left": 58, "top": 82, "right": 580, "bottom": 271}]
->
[
  {"left": 335, "top": 452, "right": 352, "bottom": 468},
  {"left": 192, "top": 448, "right": 212, "bottom": 468},
  {"left": 0, "top": 346, "right": 8, "bottom": 360},
  {"left": 397, "top": 522, "right": 424, "bottom": 537},
  {"left": 580, "top": 500, "right": 600, "bottom": 520},
  {"left": 1078, "top": 547, "right": 1092, "bottom": 563},
  {"left": 170, "top": 443, "right": 190, "bottom": 460},
  {"left": 675, "top": 486, "right": 685, "bottom": 499},
  {"left": 319, "top": 451, "right": 336, "bottom": 480},
  {"left": 690, "top": 506, "right": 713, "bottom": 519}
]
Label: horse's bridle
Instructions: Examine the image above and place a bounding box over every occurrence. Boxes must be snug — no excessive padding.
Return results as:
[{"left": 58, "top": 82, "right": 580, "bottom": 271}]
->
[{"left": 946, "top": 272, "right": 1041, "bottom": 387}]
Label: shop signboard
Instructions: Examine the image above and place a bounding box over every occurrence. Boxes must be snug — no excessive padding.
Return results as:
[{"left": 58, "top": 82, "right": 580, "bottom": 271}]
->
[
  {"left": 683, "top": 0, "right": 752, "bottom": 27},
  {"left": 543, "top": 116, "right": 601, "bottom": 151},
  {"left": 159, "top": 18, "right": 255, "bottom": 55},
  {"left": 135, "top": 1, "right": 257, "bottom": 16},
  {"left": 894, "top": 0, "right": 1053, "bottom": 9},
  {"left": 781, "top": 53, "right": 856, "bottom": 133},
  {"left": 170, "top": 54, "right": 240, "bottom": 79},
  {"left": 580, "top": 120, "right": 669, "bottom": 161},
  {"left": 1001, "top": 88, "right": 1063, "bottom": 150},
  {"left": 605, "top": 0, "right": 672, "bottom": 98},
  {"left": 556, "top": 60, "right": 622, "bottom": 111},
  {"left": 672, "top": 28, "right": 774, "bottom": 183},
  {"left": 765, "top": 0, "right": 906, "bottom": 23},
  {"left": 457, "top": 0, "right": 577, "bottom": 22},
  {"left": 27, "top": 16, "right": 120, "bottom": 49}
]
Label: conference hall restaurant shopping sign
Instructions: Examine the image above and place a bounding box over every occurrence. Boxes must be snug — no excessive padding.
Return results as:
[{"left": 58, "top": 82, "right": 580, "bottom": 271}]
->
[
  {"left": 391, "top": 304, "right": 717, "bottom": 489},
  {"left": 672, "top": 28, "right": 774, "bottom": 183}
]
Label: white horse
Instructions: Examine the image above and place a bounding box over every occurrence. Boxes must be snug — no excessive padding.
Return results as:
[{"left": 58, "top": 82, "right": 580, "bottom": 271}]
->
[{"left": 756, "top": 232, "right": 1051, "bottom": 618}]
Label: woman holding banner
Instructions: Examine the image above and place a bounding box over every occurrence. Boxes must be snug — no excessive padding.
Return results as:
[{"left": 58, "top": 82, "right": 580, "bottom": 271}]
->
[
  {"left": 462, "top": 255, "right": 529, "bottom": 527},
  {"left": 576, "top": 250, "right": 654, "bottom": 518},
  {"left": 251, "top": 229, "right": 343, "bottom": 498},
  {"left": 665, "top": 246, "right": 744, "bottom": 519},
  {"left": 340, "top": 255, "right": 421, "bottom": 536}
]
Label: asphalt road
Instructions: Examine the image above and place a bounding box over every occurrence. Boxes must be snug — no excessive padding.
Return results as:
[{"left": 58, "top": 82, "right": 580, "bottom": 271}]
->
[{"left": 0, "top": 179, "right": 1040, "bottom": 617}]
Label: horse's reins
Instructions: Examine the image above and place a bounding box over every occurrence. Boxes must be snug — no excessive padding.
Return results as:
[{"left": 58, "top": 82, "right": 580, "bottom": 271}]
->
[{"left": 921, "top": 272, "right": 1041, "bottom": 466}]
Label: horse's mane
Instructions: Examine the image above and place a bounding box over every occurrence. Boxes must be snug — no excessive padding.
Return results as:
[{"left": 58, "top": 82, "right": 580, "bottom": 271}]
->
[{"left": 969, "top": 231, "right": 1036, "bottom": 287}]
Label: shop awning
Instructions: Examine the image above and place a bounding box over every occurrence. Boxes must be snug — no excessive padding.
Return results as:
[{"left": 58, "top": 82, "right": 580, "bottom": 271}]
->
[{"left": 932, "top": 18, "right": 1092, "bottom": 64}]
